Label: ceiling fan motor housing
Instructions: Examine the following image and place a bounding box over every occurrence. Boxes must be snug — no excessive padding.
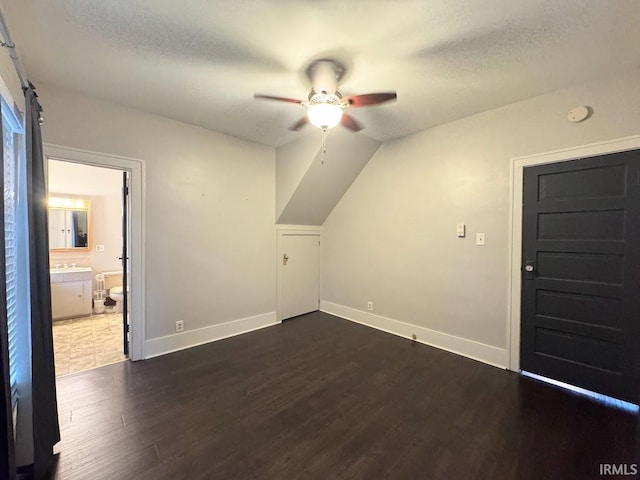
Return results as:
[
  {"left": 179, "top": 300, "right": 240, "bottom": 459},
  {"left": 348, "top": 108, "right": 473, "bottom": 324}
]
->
[
  {"left": 308, "top": 90, "right": 343, "bottom": 106},
  {"left": 307, "top": 59, "right": 345, "bottom": 95}
]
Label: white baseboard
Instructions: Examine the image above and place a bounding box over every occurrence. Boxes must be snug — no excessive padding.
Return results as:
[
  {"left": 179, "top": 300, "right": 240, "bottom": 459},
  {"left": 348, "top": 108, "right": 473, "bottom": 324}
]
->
[
  {"left": 320, "top": 301, "right": 507, "bottom": 369},
  {"left": 145, "top": 312, "right": 279, "bottom": 359}
]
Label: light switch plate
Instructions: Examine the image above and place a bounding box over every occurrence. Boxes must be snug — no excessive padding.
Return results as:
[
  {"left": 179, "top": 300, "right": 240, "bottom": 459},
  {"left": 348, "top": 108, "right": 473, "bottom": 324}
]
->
[
  {"left": 475, "top": 233, "right": 485, "bottom": 246},
  {"left": 456, "top": 223, "right": 466, "bottom": 238}
]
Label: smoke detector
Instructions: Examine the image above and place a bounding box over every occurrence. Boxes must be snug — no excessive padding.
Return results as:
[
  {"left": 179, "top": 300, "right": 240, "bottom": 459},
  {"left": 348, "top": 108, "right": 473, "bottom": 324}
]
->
[{"left": 567, "top": 106, "right": 591, "bottom": 123}]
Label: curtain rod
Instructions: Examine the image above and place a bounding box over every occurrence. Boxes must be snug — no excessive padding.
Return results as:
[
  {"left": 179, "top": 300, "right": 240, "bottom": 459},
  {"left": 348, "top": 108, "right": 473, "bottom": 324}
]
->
[{"left": 0, "top": 8, "right": 29, "bottom": 90}]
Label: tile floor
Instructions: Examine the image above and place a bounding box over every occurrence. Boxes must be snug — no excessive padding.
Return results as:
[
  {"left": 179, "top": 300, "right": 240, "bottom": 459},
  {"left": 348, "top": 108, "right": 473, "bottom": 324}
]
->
[{"left": 52, "top": 313, "right": 127, "bottom": 376}]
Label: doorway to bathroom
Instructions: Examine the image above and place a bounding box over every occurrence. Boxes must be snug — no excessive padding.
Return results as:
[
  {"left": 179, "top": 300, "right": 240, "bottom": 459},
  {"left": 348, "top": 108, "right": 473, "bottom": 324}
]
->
[
  {"left": 47, "top": 158, "right": 130, "bottom": 376},
  {"left": 44, "top": 143, "right": 145, "bottom": 364}
]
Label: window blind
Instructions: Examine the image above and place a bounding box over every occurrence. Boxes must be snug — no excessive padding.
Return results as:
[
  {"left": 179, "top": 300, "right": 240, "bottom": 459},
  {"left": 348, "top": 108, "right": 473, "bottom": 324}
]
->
[{"left": 3, "top": 108, "right": 19, "bottom": 406}]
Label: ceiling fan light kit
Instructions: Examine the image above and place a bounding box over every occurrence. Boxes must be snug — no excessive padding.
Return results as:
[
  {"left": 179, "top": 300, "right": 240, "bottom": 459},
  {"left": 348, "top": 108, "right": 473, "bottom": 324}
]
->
[{"left": 307, "top": 104, "right": 343, "bottom": 129}]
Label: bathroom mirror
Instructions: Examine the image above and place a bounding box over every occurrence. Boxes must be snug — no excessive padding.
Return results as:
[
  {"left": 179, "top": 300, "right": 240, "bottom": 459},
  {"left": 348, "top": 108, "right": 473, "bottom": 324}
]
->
[{"left": 48, "top": 197, "right": 91, "bottom": 250}]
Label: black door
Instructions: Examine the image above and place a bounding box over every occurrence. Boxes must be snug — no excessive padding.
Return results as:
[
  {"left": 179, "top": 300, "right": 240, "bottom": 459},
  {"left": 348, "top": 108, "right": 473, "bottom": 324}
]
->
[{"left": 521, "top": 151, "right": 640, "bottom": 403}]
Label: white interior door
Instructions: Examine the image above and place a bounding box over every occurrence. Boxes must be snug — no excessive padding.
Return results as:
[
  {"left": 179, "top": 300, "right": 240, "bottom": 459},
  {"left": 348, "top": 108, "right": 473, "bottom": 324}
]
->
[{"left": 280, "top": 234, "right": 320, "bottom": 320}]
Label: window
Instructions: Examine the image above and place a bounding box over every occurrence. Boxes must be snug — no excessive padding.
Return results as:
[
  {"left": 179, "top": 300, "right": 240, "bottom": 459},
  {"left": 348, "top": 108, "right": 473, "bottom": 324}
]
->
[{"left": 2, "top": 97, "right": 24, "bottom": 408}]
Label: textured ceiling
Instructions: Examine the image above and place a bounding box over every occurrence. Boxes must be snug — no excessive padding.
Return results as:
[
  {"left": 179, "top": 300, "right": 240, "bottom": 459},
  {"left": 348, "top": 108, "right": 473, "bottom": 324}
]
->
[{"left": 3, "top": 1, "right": 640, "bottom": 147}]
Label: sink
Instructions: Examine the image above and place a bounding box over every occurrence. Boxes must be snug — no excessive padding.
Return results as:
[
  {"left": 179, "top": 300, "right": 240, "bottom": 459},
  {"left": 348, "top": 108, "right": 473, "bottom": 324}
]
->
[{"left": 50, "top": 267, "right": 93, "bottom": 274}]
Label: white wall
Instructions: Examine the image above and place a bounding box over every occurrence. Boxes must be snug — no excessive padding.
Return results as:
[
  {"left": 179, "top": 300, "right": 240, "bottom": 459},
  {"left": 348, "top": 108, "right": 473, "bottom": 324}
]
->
[
  {"left": 322, "top": 68, "right": 640, "bottom": 364},
  {"left": 48, "top": 160, "right": 123, "bottom": 282},
  {"left": 36, "top": 81, "right": 276, "bottom": 343},
  {"left": 0, "top": 49, "right": 23, "bottom": 110}
]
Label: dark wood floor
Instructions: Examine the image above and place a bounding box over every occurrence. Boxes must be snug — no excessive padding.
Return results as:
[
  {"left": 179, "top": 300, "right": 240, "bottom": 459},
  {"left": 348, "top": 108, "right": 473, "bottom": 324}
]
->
[{"left": 52, "top": 312, "right": 636, "bottom": 479}]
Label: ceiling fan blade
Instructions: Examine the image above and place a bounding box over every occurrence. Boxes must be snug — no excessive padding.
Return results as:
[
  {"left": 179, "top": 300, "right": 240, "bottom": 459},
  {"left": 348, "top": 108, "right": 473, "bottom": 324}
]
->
[
  {"left": 340, "top": 113, "right": 363, "bottom": 132},
  {"left": 254, "top": 94, "right": 303, "bottom": 104},
  {"left": 289, "top": 116, "right": 309, "bottom": 131},
  {"left": 345, "top": 92, "right": 397, "bottom": 108}
]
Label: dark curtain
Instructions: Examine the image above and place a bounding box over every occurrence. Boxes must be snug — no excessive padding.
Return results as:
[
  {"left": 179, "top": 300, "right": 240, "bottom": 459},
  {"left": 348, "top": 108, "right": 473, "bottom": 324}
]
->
[
  {"left": 0, "top": 100, "right": 16, "bottom": 480},
  {"left": 25, "top": 84, "right": 59, "bottom": 479},
  {"left": 636, "top": 403, "right": 640, "bottom": 480}
]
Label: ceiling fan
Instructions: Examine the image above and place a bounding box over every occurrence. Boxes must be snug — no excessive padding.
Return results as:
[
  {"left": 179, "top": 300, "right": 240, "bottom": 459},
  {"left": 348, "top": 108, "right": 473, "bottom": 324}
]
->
[{"left": 254, "top": 59, "right": 397, "bottom": 132}]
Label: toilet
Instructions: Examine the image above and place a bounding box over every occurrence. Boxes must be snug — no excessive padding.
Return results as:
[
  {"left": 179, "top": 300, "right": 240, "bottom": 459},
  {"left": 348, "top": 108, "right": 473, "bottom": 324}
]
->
[
  {"left": 103, "top": 271, "right": 127, "bottom": 314},
  {"left": 109, "top": 285, "right": 126, "bottom": 313}
]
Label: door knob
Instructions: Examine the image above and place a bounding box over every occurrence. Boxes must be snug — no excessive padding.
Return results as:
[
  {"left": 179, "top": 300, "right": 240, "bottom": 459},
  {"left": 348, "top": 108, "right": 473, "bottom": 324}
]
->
[
  {"left": 283, "top": 254, "right": 289, "bottom": 265},
  {"left": 524, "top": 261, "right": 535, "bottom": 274}
]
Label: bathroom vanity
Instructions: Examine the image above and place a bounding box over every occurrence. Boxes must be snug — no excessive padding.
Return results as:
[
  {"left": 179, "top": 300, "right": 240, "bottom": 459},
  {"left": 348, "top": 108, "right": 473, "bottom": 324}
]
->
[{"left": 50, "top": 267, "right": 93, "bottom": 320}]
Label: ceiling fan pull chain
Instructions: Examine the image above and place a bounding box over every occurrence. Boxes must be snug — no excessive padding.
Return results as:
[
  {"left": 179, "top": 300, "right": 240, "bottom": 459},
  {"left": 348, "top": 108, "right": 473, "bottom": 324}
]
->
[{"left": 321, "top": 128, "right": 327, "bottom": 165}]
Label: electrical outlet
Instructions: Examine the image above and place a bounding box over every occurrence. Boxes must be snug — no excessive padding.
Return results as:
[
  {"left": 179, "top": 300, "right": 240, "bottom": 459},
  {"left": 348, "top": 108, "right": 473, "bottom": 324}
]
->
[
  {"left": 367, "top": 301, "right": 373, "bottom": 311},
  {"left": 95, "top": 244, "right": 105, "bottom": 252},
  {"left": 175, "top": 320, "right": 184, "bottom": 333}
]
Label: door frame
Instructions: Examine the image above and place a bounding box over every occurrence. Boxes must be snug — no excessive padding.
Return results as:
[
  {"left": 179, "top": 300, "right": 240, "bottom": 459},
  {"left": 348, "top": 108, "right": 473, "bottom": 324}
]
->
[
  {"left": 276, "top": 225, "right": 322, "bottom": 321},
  {"left": 44, "top": 143, "right": 146, "bottom": 361},
  {"left": 507, "top": 134, "right": 640, "bottom": 372}
]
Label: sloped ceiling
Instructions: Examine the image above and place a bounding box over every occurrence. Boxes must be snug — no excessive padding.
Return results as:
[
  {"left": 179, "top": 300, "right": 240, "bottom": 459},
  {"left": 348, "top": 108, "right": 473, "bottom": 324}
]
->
[
  {"left": 3, "top": 1, "right": 640, "bottom": 147},
  {"left": 277, "top": 129, "right": 381, "bottom": 225}
]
